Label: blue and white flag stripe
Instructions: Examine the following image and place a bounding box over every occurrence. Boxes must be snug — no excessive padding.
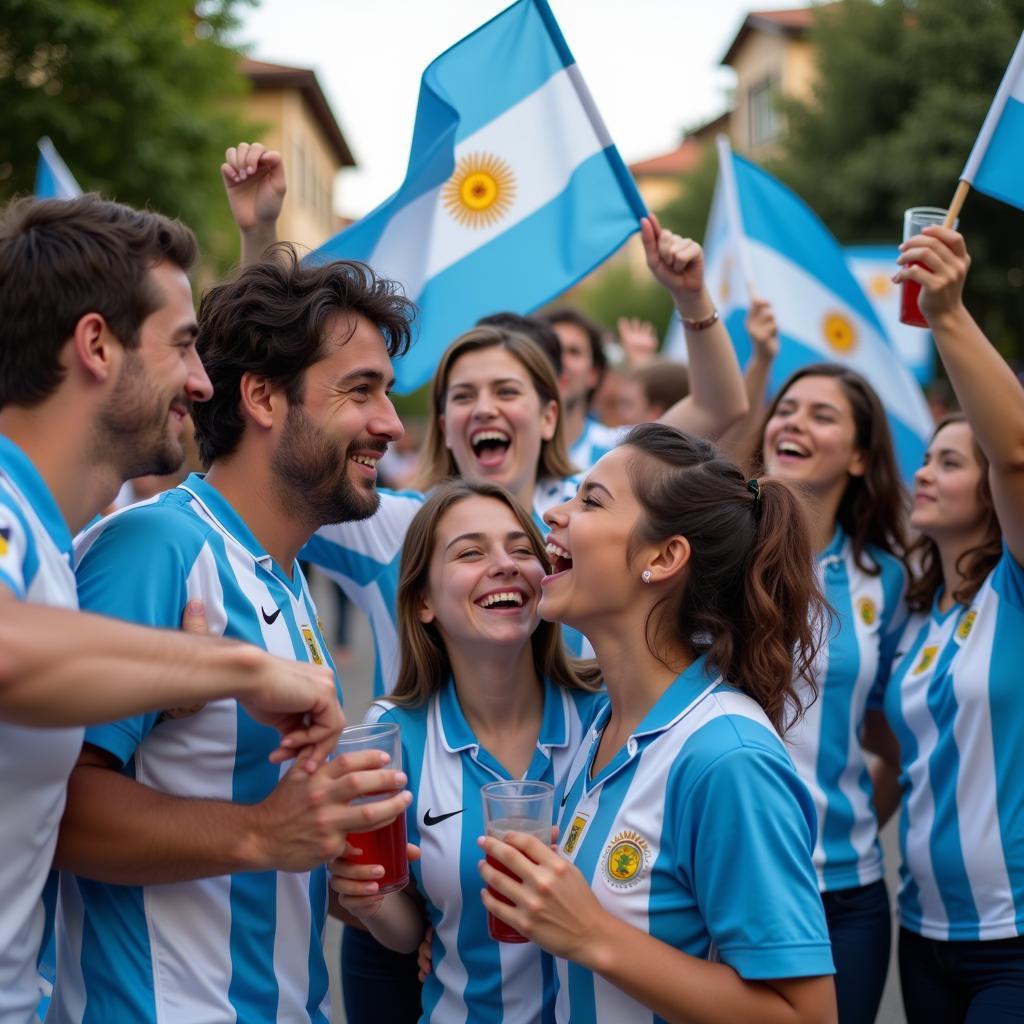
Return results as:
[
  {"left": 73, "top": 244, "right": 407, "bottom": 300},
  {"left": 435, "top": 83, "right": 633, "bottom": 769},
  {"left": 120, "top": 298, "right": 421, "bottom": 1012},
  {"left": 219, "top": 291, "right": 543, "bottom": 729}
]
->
[
  {"left": 703, "top": 141, "right": 933, "bottom": 480},
  {"left": 34, "top": 137, "right": 82, "bottom": 200},
  {"left": 845, "top": 245, "right": 935, "bottom": 386},
  {"left": 312, "top": 0, "right": 645, "bottom": 394},
  {"left": 962, "top": 30, "right": 1024, "bottom": 212}
]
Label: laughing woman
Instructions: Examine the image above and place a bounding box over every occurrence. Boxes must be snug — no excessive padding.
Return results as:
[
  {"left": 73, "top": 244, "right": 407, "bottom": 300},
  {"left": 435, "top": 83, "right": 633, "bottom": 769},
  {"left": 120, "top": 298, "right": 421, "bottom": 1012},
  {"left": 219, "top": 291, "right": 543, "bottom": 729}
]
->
[
  {"left": 481, "top": 424, "right": 837, "bottom": 1024},
  {"left": 883, "top": 229, "right": 1024, "bottom": 1023},
  {"left": 331, "top": 480, "right": 602, "bottom": 1024}
]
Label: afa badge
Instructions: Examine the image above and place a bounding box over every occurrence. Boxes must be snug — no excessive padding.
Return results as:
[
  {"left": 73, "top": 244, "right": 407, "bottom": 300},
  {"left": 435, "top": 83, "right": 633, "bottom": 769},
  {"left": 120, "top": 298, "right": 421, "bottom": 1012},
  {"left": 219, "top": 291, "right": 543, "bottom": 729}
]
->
[
  {"left": 913, "top": 644, "right": 939, "bottom": 675},
  {"left": 562, "top": 813, "right": 589, "bottom": 856},
  {"left": 857, "top": 597, "right": 878, "bottom": 627},
  {"left": 602, "top": 830, "right": 650, "bottom": 889},
  {"left": 956, "top": 611, "right": 977, "bottom": 642},
  {"left": 300, "top": 625, "right": 325, "bottom": 666}
]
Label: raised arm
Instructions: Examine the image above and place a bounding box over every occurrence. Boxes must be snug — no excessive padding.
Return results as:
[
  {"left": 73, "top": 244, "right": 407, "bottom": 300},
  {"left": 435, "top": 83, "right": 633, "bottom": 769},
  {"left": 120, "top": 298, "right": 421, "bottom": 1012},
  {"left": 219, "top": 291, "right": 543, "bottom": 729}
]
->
[
  {"left": 718, "top": 297, "right": 780, "bottom": 472},
  {"left": 221, "top": 141, "right": 286, "bottom": 266},
  {"left": 899, "top": 227, "right": 1024, "bottom": 562},
  {"left": 644, "top": 214, "right": 749, "bottom": 440}
]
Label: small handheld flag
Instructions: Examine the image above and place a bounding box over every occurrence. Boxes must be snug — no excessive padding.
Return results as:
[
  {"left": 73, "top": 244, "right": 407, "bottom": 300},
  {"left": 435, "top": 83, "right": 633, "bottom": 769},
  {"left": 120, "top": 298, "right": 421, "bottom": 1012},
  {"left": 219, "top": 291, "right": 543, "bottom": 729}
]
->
[
  {"left": 310, "top": 0, "right": 646, "bottom": 394},
  {"left": 34, "top": 138, "right": 82, "bottom": 200}
]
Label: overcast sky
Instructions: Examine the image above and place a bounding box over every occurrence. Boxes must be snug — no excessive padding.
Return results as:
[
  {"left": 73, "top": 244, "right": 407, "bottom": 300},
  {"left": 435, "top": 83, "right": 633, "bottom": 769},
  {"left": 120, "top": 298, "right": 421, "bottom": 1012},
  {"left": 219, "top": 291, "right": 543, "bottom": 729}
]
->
[{"left": 239, "top": 0, "right": 809, "bottom": 218}]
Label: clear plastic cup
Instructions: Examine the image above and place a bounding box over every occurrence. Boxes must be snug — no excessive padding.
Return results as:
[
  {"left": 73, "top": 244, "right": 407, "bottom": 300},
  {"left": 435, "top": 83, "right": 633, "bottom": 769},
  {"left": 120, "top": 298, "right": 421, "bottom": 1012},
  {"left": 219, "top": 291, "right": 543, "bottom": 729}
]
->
[{"left": 900, "top": 206, "right": 950, "bottom": 328}]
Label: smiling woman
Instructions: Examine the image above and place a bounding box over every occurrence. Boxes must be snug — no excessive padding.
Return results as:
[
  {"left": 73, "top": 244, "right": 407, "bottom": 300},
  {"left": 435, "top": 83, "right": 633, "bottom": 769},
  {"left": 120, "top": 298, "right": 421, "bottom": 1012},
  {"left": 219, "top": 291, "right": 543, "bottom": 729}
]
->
[{"left": 329, "top": 479, "right": 601, "bottom": 1024}]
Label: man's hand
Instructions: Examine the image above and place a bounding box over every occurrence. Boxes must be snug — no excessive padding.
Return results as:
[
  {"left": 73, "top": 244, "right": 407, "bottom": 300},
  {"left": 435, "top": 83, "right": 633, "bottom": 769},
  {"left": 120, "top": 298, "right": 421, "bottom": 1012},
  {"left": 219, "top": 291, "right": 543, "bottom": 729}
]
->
[
  {"left": 244, "top": 750, "right": 412, "bottom": 873},
  {"left": 221, "top": 141, "right": 286, "bottom": 233},
  {"left": 640, "top": 213, "right": 712, "bottom": 321},
  {"left": 180, "top": 599, "right": 342, "bottom": 770}
]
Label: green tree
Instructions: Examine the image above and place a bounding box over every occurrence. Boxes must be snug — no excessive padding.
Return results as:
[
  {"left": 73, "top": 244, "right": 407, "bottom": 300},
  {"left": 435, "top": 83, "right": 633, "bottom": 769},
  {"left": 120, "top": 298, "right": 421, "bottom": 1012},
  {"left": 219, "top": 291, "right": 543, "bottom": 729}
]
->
[
  {"left": 774, "top": 0, "right": 1024, "bottom": 362},
  {"left": 0, "top": 0, "right": 256, "bottom": 269}
]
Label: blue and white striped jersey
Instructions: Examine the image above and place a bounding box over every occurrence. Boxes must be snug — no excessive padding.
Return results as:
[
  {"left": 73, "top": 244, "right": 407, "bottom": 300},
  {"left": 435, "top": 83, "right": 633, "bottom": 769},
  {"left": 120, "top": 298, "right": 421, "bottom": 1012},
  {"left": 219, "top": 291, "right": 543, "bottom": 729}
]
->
[
  {"left": 785, "top": 526, "right": 907, "bottom": 892},
  {"left": 884, "top": 548, "right": 1024, "bottom": 942},
  {"left": 0, "top": 436, "right": 81, "bottom": 1024},
  {"left": 49, "top": 473, "right": 339, "bottom": 1024},
  {"left": 568, "top": 418, "right": 625, "bottom": 474},
  {"left": 304, "top": 475, "right": 588, "bottom": 697},
  {"left": 367, "top": 679, "right": 603, "bottom": 1024},
  {"left": 555, "top": 656, "right": 834, "bottom": 1024}
]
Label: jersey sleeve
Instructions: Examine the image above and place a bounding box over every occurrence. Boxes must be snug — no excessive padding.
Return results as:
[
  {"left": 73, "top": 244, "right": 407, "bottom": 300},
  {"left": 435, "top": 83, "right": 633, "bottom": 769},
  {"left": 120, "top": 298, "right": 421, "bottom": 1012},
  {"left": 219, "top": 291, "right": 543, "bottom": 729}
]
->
[
  {"left": 76, "top": 508, "right": 197, "bottom": 766},
  {"left": 0, "top": 497, "right": 30, "bottom": 597},
  {"left": 301, "top": 490, "right": 424, "bottom": 597},
  {"left": 992, "top": 544, "right": 1024, "bottom": 610},
  {"left": 675, "top": 723, "right": 835, "bottom": 980}
]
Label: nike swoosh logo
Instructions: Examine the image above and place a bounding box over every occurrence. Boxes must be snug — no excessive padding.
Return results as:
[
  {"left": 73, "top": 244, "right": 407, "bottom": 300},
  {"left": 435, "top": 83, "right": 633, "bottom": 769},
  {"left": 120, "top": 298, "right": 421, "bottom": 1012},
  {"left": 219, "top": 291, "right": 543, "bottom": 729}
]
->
[
  {"left": 422, "top": 808, "right": 464, "bottom": 827},
  {"left": 262, "top": 606, "right": 281, "bottom": 625}
]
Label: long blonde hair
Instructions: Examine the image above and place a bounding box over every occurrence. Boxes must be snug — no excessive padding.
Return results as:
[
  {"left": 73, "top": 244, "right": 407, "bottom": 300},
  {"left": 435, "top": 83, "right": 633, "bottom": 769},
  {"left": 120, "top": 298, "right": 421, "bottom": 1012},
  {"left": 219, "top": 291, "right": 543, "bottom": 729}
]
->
[
  {"left": 390, "top": 480, "right": 600, "bottom": 706},
  {"left": 412, "top": 326, "right": 577, "bottom": 492}
]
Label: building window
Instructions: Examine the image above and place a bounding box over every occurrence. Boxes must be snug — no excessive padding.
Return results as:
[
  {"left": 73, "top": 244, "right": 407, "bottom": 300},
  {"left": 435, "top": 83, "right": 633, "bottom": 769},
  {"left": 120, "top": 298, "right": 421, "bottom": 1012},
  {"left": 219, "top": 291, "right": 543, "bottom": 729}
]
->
[{"left": 748, "top": 76, "right": 780, "bottom": 148}]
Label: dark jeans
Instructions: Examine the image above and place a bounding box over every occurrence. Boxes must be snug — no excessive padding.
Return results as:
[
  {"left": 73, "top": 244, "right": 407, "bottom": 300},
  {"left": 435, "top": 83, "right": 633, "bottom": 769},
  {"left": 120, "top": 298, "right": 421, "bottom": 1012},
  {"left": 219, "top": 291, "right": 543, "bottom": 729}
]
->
[
  {"left": 822, "top": 878, "right": 891, "bottom": 1024},
  {"left": 899, "top": 927, "right": 1024, "bottom": 1023},
  {"left": 341, "top": 924, "right": 422, "bottom": 1024}
]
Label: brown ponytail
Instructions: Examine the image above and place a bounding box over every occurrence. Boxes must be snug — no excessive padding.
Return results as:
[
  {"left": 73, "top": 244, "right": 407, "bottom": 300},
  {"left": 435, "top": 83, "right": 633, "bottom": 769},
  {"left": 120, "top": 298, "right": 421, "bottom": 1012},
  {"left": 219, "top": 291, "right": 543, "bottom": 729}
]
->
[{"left": 623, "top": 423, "right": 829, "bottom": 733}]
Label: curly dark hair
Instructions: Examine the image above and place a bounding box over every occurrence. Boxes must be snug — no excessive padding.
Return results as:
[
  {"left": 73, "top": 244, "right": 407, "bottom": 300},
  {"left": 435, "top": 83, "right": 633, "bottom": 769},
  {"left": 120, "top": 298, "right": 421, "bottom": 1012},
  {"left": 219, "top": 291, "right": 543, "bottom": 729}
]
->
[{"left": 193, "top": 244, "right": 415, "bottom": 466}]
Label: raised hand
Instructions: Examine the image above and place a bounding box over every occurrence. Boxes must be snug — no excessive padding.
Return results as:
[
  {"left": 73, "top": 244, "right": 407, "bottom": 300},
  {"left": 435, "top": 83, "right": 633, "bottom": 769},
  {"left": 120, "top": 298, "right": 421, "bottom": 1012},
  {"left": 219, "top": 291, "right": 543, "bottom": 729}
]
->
[
  {"left": 640, "top": 213, "right": 711, "bottom": 319},
  {"left": 221, "top": 141, "right": 287, "bottom": 232},
  {"left": 617, "top": 316, "right": 659, "bottom": 367},
  {"left": 745, "top": 297, "right": 779, "bottom": 360},
  {"left": 895, "top": 226, "right": 970, "bottom": 326}
]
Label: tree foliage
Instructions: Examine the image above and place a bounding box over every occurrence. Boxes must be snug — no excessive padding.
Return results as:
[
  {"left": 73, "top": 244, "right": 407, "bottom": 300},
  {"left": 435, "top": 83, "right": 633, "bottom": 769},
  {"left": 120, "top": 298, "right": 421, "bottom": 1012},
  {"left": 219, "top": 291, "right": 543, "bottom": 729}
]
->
[
  {"left": 0, "top": 0, "right": 256, "bottom": 268},
  {"left": 774, "top": 0, "right": 1024, "bottom": 361}
]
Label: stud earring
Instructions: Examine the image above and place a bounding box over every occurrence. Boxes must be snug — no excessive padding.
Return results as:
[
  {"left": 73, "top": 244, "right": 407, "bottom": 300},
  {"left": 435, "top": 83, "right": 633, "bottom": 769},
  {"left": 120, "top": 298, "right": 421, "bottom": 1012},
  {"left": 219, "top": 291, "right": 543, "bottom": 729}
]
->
[{"left": 641, "top": 569, "right": 652, "bottom": 584}]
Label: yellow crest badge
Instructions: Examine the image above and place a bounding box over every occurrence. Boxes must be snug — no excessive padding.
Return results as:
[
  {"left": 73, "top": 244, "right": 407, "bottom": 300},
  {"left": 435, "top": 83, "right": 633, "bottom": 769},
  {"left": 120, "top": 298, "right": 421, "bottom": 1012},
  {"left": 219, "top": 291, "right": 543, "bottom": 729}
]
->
[
  {"left": 857, "top": 597, "right": 878, "bottom": 627},
  {"left": 956, "top": 611, "right": 978, "bottom": 642},
  {"left": 300, "top": 625, "right": 324, "bottom": 666},
  {"left": 602, "top": 830, "right": 650, "bottom": 889},
  {"left": 913, "top": 644, "right": 939, "bottom": 675},
  {"left": 562, "top": 813, "right": 589, "bottom": 857},
  {"left": 0, "top": 527, "right": 8, "bottom": 556}
]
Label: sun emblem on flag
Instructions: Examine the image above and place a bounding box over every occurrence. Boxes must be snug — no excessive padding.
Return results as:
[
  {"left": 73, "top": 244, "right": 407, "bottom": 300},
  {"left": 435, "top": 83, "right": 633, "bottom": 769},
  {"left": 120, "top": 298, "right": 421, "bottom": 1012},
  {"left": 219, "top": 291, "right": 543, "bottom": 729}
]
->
[
  {"left": 822, "top": 311, "right": 857, "bottom": 353},
  {"left": 868, "top": 273, "right": 893, "bottom": 299},
  {"left": 602, "top": 829, "right": 650, "bottom": 889},
  {"left": 442, "top": 152, "right": 516, "bottom": 228}
]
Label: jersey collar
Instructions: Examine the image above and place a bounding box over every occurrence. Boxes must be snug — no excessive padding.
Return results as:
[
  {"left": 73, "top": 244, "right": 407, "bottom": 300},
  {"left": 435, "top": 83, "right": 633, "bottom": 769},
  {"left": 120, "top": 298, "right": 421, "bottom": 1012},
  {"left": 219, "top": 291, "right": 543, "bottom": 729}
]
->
[
  {"left": 0, "top": 434, "right": 72, "bottom": 557},
  {"left": 436, "top": 675, "right": 572, "bottom": 756},
  {"left": 179, "top": 473, "right": 301, "bottom": 593}
]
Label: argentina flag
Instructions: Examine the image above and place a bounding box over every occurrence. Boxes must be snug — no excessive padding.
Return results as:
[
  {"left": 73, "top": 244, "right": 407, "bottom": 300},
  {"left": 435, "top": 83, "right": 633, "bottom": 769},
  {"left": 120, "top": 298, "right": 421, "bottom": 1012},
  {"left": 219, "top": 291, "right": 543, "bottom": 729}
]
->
[
  {"left": 961, "top": 29, "right": 1024, "bottom": 212},
  {"left": 703, "top": 137, "right": 933, "bottom": 480},
  {"left": 311, "top": 0, "right": 646, "bottom": 393},
  {"left": 34, "top": 137, "right": 82, "bottom": 200}
]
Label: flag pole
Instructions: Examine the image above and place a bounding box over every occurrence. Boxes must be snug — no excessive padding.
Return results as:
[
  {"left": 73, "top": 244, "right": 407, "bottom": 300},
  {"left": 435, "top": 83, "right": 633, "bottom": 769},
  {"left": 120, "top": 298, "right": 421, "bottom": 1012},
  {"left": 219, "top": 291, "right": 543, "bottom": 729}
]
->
[
  {"left": 945, "top": 180, "right": 971, "bottom": 228},
  {"left": 715, "top": 134, "right": 756, "bottom": 301}
]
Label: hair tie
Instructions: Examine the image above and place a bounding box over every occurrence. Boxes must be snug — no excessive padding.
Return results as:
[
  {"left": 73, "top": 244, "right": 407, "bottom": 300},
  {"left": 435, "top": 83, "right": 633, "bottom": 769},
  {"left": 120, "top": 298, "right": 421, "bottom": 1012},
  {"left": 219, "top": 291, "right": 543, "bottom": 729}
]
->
[{"left": 746, "top": 478, "right": 763, "bottom": 518}]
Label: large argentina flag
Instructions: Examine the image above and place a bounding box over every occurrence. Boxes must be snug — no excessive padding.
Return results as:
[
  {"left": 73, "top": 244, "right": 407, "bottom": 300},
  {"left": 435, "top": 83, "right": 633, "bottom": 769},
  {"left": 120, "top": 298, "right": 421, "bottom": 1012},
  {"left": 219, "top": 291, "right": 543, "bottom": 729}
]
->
[
  {"left": 703, "top": 139, "right": 933, "bottom": 480},
  {"left": 962, "top": 30, "right": 1024, "bottom": 211},
  {"left": 34, "top": 137, "right": 82, "bottom": 200},
  {"left": 311, "top": 0, "right": 646, "bottom": 393}
]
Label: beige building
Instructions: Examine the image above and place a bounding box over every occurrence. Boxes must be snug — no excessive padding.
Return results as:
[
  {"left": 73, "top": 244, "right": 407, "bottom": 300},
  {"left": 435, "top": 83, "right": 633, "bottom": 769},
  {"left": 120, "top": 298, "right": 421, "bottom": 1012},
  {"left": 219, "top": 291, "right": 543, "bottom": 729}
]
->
[{"left": 240, "top": 58, "right": 355, "bottom": 250}]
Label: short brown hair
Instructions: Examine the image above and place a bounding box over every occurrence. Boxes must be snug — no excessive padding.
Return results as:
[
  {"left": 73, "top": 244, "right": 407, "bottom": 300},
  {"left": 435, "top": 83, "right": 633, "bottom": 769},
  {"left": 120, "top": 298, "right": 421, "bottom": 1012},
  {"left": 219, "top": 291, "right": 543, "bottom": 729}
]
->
[
  {"left": 0, "top": 193, "right": 197, "bottom": 408},
  {"left": 193, "top": 244, "right": 414, "bottom": 467},
  {"left": 413, "top": 326, "right": 577, "bottom": 490},
  {"left": 390, "top": 479, "right": 600, "bottom": 706},
  {"left": 631, "top": 359, "right": 689, "bottom": 415}
]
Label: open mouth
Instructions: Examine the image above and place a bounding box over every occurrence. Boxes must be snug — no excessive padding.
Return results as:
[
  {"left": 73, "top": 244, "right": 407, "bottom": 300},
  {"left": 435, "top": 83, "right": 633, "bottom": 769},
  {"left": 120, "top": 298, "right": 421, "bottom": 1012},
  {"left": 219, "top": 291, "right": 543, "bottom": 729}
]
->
[
  {"left": 475, "top": 589, "right": 527, "bottom": 610},
  {"left": 545, "top": 539, "right": 573, "bottom": 576},
  {"left": 470, "top": 429, "right": 511, "bottom": 468},
  {"left": 776, "top": 440, "right": 810, "bottom": 460}
]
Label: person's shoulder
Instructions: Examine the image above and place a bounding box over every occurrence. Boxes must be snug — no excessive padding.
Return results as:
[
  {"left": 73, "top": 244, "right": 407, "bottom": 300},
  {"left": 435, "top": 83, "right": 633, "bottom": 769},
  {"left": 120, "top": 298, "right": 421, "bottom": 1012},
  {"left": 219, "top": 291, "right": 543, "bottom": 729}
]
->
[
  {"left": 76, "top": 488, "right": 211, "bottom": 559},
  {"left": 676, "top": 687, "right": 788, "bottom": 772}
]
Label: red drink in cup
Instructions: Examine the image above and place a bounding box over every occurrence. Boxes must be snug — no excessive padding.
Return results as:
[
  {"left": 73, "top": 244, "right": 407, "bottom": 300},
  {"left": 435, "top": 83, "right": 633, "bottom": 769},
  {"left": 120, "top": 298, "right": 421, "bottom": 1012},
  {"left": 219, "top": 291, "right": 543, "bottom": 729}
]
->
[
  {"left": 481, "top": 781, "right": 554, "bottom": 943},
  {"left": 900, "top": 207, "right": 952, "bottom": 327},
  {"left": 336, "top": 723, "right": 409, "bottom": 895}
]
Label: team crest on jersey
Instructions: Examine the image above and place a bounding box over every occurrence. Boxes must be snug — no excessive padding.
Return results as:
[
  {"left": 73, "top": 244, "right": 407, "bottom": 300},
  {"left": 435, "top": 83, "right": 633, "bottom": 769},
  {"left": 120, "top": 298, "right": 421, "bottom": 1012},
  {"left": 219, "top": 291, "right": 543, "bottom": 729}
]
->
[
  {"left": 602, "top": 830, "right": 650, "bottom": 888},
  {"left": 956, "top": 610, "right": 978, "bottom": 643},
  {"left": 562, "top": 812, "right": 590, "bottom": 856},
  {"left": 300, "top": 625, "right": 325, "bottom": 665},
  {"left": 0, "top": 526, "right": 9, "bottom": 556},
  {"left": 856, "top": 596, "right": 878, "bottom": 627},
  {"left": 913, "top": 644, "right": 939, "bottom": 675}
]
